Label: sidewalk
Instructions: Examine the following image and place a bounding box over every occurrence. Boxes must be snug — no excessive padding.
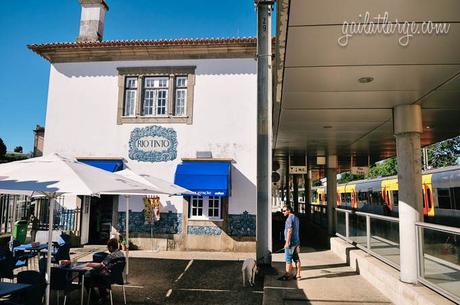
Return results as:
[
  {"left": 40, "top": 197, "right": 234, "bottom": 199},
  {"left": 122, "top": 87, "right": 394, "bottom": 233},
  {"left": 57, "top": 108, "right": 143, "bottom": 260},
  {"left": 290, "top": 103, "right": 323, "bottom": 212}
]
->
[{"left": 263, "top": 248, "right": 393, "bottom": 305}]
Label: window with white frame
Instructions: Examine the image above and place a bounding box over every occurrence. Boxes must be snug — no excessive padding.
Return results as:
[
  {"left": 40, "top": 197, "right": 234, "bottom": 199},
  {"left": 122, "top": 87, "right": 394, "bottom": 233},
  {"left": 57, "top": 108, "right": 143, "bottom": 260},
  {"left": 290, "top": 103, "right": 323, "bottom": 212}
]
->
[
  {"left": 190, "top": 196, "right": 204, "bottom": 217},
  {"left": 189, "top": 196, "right": 222, "bottom": 220},
  {"left": 143, "top": 77, "right": 169, "bottom": 116},
  {"left": 123, "top": 77, "right": 137, "bottom": 116},
  {"left": 117, "top": 66, "right": 195, "bottom": 125},
  {"left": 175, "top": 76, "right": 187, "bottom": 116}
]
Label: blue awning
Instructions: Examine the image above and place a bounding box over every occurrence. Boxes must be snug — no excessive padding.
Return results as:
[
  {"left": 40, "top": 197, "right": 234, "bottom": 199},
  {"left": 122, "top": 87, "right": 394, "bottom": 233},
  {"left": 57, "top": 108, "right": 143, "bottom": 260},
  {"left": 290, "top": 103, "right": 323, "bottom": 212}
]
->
[
  {"left": 78, "top": 159, "right": 124, "bottom": 172},
  {"left": 174, "top": 162, "right": 231, "bottom": 196}
]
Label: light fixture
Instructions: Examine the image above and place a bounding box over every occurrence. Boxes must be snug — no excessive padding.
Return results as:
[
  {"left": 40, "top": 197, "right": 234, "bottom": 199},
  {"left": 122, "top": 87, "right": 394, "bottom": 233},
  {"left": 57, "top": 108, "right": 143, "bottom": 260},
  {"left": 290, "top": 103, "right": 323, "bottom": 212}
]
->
[
  {"left": 425, "top": 125, "right": 431, "bottom": 129},
  {"left": 358, "top": 76, "right": 374, "bottom": 83}
]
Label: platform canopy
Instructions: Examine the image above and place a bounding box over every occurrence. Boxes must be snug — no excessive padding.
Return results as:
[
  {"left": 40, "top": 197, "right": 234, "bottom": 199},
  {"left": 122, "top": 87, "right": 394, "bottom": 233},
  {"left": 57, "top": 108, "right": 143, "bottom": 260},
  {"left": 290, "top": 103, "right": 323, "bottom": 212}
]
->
[{"left": 274, "top": 0, "right": 460, "bottom": 176}]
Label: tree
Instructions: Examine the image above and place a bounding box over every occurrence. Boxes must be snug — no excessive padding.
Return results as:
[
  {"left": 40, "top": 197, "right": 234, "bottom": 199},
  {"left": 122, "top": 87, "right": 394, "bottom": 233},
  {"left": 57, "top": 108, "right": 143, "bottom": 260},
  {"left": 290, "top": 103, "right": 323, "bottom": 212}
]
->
[
  {"left": 14, "top": 146, "right": 23, "bottom": 153},
  {"left": 338, "top": 172, "right": 364, "bottom": 184},
  {"left": 427, "top": 136, "right": 460, "bottom": 168},
  {"left": 367, "top": 157, "right": 398, "bottom": 178},
  {"left": 0, "top": 138, "right": 6, "bottom": 158}
]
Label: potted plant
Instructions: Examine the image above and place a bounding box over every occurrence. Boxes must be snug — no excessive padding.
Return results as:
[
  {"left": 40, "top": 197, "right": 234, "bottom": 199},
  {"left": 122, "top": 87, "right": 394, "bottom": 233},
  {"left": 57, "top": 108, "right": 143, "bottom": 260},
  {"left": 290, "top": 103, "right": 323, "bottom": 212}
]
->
[{"left": 119, "top": 235, "right": 128, "bottom": 251}]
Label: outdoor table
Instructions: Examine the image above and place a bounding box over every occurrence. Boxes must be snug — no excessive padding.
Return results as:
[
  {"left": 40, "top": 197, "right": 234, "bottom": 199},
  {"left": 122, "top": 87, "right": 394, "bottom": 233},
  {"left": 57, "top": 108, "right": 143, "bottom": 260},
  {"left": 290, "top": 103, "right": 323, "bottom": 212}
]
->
[
  {"left": 56, "top": 262, "right": 92, "bottom": 305},
  {"left": 14, "top": 243, "right": 48, "bottom": 252},
  {"left": 0, "top": 282, "right": 31, "bottom": 297}
]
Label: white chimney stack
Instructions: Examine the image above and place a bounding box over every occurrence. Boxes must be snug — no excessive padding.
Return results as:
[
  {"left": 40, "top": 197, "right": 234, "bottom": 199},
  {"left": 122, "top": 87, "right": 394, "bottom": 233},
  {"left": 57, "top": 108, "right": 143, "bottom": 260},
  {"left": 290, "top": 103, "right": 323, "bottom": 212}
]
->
[{"left": 77, "top": 0, "right": 109, "bottom": 43}]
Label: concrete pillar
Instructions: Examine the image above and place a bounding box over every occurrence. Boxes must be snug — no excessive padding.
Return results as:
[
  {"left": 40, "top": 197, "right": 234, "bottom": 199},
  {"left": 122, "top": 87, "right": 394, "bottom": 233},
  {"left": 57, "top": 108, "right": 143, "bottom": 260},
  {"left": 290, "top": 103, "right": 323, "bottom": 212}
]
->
[
  {"left": 293, "top": 174, "right": 299, "bottom": 213},
  {"left": 394, "top": 104, "right": 423, "bottom": 284},
  {"left": 304, "top": 170, "right": 312, "bottom": 218},
  {"left": 255, "top": 0, "right": 273, "bottom": 265},
  {"left": 327, "top": 155, "right": 337, "bottom": 235},
  {"left": 285, "top": 163, "right": 290, "bottom": 205}
]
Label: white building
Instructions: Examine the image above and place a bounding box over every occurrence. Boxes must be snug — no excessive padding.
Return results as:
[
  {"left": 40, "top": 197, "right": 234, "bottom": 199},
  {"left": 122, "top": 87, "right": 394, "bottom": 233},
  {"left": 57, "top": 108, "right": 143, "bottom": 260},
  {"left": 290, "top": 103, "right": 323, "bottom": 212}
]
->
[{"left": 28, "top": 0, "right": 257, "bottom": 251}]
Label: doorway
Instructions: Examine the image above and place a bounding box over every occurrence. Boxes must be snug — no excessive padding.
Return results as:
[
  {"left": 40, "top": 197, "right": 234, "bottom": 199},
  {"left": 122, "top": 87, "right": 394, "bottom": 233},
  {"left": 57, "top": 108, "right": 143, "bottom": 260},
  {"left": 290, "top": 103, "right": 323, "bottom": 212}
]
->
[{"left": 88, "top": 195, "right": 114, "bottom": 244}]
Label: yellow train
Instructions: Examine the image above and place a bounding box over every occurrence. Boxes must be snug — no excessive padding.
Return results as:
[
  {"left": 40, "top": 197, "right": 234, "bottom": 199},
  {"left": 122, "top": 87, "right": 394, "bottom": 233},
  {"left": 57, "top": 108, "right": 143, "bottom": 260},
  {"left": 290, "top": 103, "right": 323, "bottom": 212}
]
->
[{"left": 311, "top": 165, "right": 460, "bottom": 226}]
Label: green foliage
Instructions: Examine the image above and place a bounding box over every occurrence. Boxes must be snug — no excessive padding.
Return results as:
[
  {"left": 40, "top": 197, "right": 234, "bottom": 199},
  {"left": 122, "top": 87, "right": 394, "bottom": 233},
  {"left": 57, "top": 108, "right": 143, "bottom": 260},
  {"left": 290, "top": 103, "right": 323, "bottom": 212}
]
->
[
  {"left": 3, "top": 153, "right": 29, "bottom": 162},
  {"left": 13, "top": 146, "right": 23, "bottom": 153},
  {"left": 367, "top": 157, "right": 398, "bottom": 178},
  {"left": 337, "top": 172, "right": 364, "bottom": 184},
  {"left": 312, "top": 180, "right": 322, "bottom": 187},
  {"left": 427, "top": 136, "right": 460, "bottom": 168},
  {"left": 0, "top": 138, "right": 6, "bottom": 157}
]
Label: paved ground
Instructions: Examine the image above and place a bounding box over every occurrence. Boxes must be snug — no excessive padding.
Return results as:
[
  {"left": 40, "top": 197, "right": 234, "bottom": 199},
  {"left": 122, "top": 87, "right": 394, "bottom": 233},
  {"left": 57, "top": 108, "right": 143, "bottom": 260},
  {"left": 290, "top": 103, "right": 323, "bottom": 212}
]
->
[
  {"left": 51, "top": 250, "right": 264, "bottom": 305},
  {"left": 263, "top": 248, "right": 393, "bottom": 305}
]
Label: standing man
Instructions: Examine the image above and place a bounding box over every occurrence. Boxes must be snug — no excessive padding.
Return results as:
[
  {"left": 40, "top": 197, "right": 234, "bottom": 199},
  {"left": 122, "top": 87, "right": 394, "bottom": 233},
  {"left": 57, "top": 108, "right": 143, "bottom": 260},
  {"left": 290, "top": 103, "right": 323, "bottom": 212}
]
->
[{"left": 278, "top": 205, "right": 301, "bottom": 280}]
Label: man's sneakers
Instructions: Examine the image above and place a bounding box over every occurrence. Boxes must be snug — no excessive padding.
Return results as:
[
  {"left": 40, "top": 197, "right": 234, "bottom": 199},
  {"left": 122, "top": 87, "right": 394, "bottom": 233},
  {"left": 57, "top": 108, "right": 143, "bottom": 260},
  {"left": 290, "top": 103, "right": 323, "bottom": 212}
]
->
[{"left": 277, "top": 273, "right": 294, "bottom": 281}]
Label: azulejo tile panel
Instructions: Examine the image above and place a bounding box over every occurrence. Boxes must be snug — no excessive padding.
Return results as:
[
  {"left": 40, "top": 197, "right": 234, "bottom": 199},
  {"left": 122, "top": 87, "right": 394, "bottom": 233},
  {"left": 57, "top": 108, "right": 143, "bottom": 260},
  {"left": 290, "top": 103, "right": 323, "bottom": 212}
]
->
[
  {"left": 187, "top": 225, "right": 223, "bottom": 235},
  {"left": 228, "top": 211, "right": 256, "bottom": 237},
  {"left": 128, "top": 125, "right": 178, "bottom": 162},
  {"left": 118, "top": 211, "right": 181, "bottom": 234}
]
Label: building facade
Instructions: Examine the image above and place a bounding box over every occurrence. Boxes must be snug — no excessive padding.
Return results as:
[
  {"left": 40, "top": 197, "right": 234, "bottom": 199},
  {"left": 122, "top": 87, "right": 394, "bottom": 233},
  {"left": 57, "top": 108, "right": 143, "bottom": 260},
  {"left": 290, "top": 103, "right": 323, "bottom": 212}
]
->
[{"left": 29, "top": 0, "right": 258, "bottom": 251}]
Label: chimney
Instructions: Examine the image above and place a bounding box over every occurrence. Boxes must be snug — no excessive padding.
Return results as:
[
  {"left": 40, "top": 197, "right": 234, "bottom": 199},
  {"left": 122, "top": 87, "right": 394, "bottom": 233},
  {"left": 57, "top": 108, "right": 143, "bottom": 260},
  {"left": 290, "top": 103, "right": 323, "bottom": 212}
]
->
[{"left": 77, "top": 0, "right": 109, "bottom": 43}]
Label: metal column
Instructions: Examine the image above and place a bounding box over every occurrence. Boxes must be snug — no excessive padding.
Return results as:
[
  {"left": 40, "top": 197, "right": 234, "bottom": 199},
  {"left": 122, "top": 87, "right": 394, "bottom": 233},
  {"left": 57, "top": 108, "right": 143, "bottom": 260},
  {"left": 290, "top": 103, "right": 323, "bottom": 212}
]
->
[{"left": 255, "top": 0, "right": 273, "bottom": 265}]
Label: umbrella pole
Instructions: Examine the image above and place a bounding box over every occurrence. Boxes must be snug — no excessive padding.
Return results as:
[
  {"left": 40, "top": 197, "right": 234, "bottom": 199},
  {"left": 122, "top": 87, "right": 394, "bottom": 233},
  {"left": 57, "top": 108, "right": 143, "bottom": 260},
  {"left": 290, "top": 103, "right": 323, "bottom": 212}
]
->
[
  {"left": 125, "top": 195, "right": 129, "bottom": 283},
  {"left": 45, "top": 195, "right": 56, "bottom": 305},
  {"left": 10, "top": 195, "right": 18, "bottom": 246}
]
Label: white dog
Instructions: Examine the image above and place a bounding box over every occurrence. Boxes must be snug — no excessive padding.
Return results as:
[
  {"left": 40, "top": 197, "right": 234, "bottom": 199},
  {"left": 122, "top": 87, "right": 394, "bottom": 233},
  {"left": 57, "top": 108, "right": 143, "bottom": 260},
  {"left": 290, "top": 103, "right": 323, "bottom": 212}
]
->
[{"left": 242, "top": 258, "right": 258, "bottom": 287}]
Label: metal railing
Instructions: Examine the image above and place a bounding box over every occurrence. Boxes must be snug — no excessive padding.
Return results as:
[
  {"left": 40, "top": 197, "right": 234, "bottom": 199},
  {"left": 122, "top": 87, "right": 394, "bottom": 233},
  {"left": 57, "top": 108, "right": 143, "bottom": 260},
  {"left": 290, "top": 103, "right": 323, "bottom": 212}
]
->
[
  {"left": 336, "top": 208, "right": 460, "bottom": 303},
  {"left": 336, "top": 208, "right": 401, "bottom": 270},
  {"left": 415, "top": 222, "right": 460, "bottom": 304}
]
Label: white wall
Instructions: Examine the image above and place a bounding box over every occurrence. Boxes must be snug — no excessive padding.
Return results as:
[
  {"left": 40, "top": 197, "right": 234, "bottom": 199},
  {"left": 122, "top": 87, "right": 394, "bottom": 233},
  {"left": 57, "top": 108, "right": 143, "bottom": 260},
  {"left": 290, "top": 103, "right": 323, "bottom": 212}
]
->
[{"left": 44, "top": 58, "right": 257, "bottom": 215}]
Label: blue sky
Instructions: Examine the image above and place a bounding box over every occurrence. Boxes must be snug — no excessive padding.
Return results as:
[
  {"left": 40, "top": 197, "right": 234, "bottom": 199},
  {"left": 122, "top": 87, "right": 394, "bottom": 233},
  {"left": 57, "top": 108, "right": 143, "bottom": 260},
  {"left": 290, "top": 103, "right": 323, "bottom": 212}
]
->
[{"left": 0, "top": 0, "right": 261, "bottom": 153}]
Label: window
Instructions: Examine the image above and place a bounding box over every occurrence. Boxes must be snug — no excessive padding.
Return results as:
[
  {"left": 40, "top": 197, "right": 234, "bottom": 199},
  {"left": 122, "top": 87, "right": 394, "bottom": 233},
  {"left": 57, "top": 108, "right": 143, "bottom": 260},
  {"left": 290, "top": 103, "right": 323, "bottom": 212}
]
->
[
  {"left": 189, "top": 196, "right": 222, "bottom": 220},
  {"left": 191, "top": 196, "right": 203, "bottom": 217},
  {"left": 208, "top": 196, "right": 221, "bottom": 219},
  {"left": 437, "top": 188, "right": 452, "bottom": 209},
  {"left": 175, "top": 76, "right": 187, "bottom": 116},
  {"left": 117, "top": 66, "right": 195, "bottom": 125},
  {"left": 123, "top": 77, "right": 137, "bottom": 116},
  {"left": 143, "top": 77, "right": 169, "bottom": 116}
]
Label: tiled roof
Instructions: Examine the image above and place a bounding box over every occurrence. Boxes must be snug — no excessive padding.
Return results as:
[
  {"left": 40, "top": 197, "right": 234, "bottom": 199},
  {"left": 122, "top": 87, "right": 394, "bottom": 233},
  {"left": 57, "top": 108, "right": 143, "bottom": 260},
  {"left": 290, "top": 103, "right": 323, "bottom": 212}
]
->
[
  {"left": 28, "top": 37, "right": 257, "bottom": 50},
  {"left": 27, "top": 37, "right": 258, "bottom": 63}
]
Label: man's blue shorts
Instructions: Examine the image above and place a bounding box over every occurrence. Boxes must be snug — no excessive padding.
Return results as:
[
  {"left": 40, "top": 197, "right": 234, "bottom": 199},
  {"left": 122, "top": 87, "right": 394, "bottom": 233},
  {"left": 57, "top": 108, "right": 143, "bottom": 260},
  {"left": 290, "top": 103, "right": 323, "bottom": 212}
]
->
[{"left": 284, "top": 244, "right": 300, "bottom": 264}]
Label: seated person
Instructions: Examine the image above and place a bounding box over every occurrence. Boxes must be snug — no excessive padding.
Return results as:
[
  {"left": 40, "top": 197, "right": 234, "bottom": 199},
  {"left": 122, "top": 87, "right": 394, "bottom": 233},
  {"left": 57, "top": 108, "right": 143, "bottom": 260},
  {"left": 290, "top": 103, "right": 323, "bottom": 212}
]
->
[
  {"left": 84, "top": 238, "right": 125, "bottom": 303},
  {"left": 52, "top": 232, "right": 71, "bottom": 263},
  {"left": 0, "top": 237, "right": 15, "bottom": 279}
]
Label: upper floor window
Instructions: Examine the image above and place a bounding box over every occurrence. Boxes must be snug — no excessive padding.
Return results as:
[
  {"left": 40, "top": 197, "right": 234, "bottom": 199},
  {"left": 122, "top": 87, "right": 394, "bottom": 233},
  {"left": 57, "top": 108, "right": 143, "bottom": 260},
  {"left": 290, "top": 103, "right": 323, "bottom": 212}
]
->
[
  {"left": 123, "top": 77, "right": 137, "bottom": 116},
  {"left": 117, "top": 66, "right": 195, "bottom": 125}
]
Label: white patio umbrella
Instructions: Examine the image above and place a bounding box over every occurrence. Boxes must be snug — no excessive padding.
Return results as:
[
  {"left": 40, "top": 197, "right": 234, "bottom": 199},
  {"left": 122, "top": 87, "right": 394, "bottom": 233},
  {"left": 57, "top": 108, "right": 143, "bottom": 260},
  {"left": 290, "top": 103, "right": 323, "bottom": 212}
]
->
[
  {"left": 0, "top": 153, "right": 169, "bottom": 305},
  {"left": 116, "top": 168, "right": 196, "bottom": 195},
  {"left": 115, "top": 168, "right": 195, "bottom": 275}
]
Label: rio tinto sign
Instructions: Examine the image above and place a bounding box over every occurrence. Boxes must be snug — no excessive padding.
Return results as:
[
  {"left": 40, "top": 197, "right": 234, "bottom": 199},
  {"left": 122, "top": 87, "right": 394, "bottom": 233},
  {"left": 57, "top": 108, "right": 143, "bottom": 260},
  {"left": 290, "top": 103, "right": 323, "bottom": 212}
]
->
[{"left": 129, "top": 125, "right": 177, "bottom": 162}]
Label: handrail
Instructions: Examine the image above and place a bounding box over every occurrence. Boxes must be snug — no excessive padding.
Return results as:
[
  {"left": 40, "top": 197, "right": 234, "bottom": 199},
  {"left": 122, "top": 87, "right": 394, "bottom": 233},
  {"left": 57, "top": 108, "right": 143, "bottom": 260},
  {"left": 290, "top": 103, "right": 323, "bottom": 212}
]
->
[
  {"left": 355, "top": 211, "right": 399, "bottom": 223},
  {"left": 336, "top": 208, "right": 353, "bottom": 213},
  {"left": 415, "top": 221, "right": 460, "bottom": 235}
]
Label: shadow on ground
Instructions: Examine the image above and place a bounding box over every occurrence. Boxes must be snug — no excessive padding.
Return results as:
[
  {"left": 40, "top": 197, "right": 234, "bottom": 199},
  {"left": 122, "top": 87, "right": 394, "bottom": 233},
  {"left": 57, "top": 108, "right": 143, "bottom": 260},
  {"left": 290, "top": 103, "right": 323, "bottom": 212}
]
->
[{"left": 49, "top": 258, "right": 264, "bottom": 305}]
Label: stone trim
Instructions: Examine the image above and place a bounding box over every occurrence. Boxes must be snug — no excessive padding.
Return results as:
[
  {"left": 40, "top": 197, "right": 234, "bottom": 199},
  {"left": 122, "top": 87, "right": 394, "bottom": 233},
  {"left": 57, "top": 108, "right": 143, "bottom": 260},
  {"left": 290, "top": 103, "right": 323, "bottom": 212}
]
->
[{"left": 117, "top": 66, "right": 195, "bottom": 125}]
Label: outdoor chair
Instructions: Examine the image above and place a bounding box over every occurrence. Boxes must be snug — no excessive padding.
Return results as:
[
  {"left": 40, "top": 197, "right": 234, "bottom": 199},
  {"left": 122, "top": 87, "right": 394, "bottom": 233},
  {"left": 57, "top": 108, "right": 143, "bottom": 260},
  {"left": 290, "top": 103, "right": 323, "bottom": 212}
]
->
[
  {"left": 92, "top": 252, "right": 108, "bottom": 263},
  {"left": 87, "top": 257, "right": 127, "bottom": 305},
  {"left": 14, "top": 270, "right": 46, "bottom": 305},
  {"left": 50, "top": 267, "right": 80, "bottom": 305}
]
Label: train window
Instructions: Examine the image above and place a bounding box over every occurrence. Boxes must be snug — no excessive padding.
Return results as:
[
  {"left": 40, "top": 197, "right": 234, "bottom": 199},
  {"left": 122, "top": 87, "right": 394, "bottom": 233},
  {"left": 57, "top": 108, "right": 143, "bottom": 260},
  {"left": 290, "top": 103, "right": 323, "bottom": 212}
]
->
[
  {"left": 426, "top": 188, "right": 432, "bottom": 209},
  {"left": 453, "top": 187, "right": 460, "bottom": 210},
  {"left": 392, "top": 191, "right": 398, "bottom": 206},
  {"left": 345, "top": 193, "right": 351, "bottom": 203},
  {"left": 340, "top": 193, "right": 346, "bottom": 202},
  {"left": 357, "top": 192, "right": 368, "bottom": 203},
  {"left": 437, "top": 188, "right": 452, "bottom": 209}
]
